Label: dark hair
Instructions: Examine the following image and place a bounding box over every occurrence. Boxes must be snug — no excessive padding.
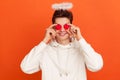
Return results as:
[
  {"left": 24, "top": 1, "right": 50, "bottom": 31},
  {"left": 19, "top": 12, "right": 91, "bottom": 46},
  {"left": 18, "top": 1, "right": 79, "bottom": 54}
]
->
[{"left": 52, "top": 9, "right": 73, "bottom": 24}]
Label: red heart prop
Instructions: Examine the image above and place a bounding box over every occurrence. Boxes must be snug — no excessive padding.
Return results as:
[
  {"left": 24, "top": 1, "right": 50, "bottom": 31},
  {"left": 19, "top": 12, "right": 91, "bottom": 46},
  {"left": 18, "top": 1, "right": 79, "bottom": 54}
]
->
[
  {"left": 55, "top": 24, "right": 62, "bottom": 30},
  {"left": 64, "top": 24, "right": 70, "bottom": 30}
]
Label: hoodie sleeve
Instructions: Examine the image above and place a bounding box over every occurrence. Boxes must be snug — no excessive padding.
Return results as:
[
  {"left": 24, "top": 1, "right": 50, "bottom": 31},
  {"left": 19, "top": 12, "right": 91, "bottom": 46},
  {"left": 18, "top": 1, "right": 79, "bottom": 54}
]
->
[
  {"left": 20, "top": 41, "right": 47, "bottom": 74},
  {"left": 78, "top": 38, "right": 103, "bottom": 72}
]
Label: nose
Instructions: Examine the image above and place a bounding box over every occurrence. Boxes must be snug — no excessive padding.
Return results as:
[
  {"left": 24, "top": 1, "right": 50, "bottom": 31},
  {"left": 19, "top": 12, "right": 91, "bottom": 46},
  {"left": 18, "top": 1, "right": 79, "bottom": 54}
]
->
[{"left": 60, "top": 26, "right": 65, "bottom": 31}]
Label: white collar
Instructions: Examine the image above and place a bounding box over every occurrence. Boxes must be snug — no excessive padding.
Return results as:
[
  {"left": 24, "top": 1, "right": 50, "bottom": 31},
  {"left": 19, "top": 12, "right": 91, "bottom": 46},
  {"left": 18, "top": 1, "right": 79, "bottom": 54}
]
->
[
  {"left": 49, "top": 40, "right": 78, "bottom": 49},
  {"left": 50, "top": 40, "right": 79, "bottom": 48}
]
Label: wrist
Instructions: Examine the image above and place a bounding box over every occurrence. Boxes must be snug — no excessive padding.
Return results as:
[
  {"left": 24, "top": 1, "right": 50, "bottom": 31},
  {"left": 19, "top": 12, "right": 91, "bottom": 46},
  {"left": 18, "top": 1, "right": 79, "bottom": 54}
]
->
[
  {"left": 76, "top": 35, "right": 83, "bottom": 41},
  {"left": 43, "top": 37, "right": 50, "bottom": 44}
]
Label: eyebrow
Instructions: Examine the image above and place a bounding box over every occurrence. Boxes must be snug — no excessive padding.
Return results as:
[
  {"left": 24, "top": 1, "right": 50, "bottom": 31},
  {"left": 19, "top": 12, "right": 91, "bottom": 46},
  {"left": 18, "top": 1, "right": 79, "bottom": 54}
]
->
[{"left": 54, "top": 22, "right": 70, "bottom": 25}]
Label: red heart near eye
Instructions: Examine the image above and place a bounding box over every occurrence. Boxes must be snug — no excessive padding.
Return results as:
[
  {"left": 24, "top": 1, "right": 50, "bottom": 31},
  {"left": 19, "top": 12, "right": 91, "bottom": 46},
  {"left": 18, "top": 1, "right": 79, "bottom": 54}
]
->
[
  {"left": 64, "top": 24, "right": 70, "bottom": 30},
  {"left": 55, "top": 24, "right": 61, "bottom": 30}
]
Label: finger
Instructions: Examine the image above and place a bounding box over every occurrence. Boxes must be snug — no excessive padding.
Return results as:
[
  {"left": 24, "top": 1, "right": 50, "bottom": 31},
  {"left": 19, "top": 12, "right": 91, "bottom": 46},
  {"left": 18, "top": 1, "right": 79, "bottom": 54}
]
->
[
  {"left": 71, "top": 29, "right": 76, "bottom": 36},
  {"left": 69, "top": 28, "right": 76, "bottom": 35},
  {"left": 49, "top": 29, "right": 56, "bottom": 36},
  {"left": 68, "top": 29, "right": 74, "bottom": 38},
  {"left": 51, "top": 30, "right": 56, "bottom": 40},
  {"left": 70, "top": 26, "right": 78, "bottom": 34},
  {"left": 49, "top": 24, "right": 57, "bottom": 29},
  {"left": 66, "top": 29, "right": 72, "bottom": 35},
  {"left": 68, "top": 24, "right": 75, "bottom": 28},
  {"left": 46, "top": 28, "right": 54, "bottom": 36}
]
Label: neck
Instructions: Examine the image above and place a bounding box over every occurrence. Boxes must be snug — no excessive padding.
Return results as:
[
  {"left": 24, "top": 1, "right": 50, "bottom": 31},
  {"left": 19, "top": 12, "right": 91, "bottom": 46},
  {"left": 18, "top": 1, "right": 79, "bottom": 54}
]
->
[{"left": 56, "top": 38, "right": 70, "bottom": 45}]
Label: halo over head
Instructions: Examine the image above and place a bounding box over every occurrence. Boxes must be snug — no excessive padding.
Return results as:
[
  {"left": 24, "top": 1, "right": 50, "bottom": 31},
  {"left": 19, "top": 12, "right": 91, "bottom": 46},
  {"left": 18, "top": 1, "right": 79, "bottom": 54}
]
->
[{"left": 52, "top": 2, "right": 73, "bottom": 10}]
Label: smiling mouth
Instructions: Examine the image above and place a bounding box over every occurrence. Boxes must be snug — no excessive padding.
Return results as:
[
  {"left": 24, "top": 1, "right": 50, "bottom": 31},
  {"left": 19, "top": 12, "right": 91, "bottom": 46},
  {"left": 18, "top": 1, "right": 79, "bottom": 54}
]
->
[{"left": 58, "top": 32, "right": 68, "bottom": 36}]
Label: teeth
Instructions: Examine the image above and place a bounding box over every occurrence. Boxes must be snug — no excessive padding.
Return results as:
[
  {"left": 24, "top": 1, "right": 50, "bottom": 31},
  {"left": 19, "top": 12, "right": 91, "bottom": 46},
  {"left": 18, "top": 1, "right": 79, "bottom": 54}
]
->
[{"left": 59, "top": 32, "right": 66, "bottom": 36}]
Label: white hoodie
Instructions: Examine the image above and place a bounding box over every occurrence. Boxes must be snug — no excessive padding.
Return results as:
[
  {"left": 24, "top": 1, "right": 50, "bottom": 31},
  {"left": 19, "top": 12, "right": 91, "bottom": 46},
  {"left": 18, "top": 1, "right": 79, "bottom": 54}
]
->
[{"left": 20, "top": 38, "right": 103, "bottom": 80}]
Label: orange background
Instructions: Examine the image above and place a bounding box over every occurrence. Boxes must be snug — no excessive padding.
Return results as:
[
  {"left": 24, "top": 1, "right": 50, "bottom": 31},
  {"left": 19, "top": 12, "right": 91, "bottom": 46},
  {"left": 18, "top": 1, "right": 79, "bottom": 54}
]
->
[{"left": 0, "top": 0, "right": 120, "bottom": 80}]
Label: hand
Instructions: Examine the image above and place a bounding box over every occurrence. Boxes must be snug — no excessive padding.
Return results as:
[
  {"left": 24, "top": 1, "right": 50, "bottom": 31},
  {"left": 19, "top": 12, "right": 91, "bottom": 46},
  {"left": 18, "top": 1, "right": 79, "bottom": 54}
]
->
[
  {"left": 67, "top": 24, "right": 82, "bottom": 41},
  {"left": 43, "top": 24, "right": 57, "bottom": 44}
]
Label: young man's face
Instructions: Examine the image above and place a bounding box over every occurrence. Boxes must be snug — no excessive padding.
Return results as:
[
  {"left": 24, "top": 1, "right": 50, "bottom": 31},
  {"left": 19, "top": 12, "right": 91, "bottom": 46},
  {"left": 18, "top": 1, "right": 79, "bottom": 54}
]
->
[{"left": 54, "top": 17, "right": 70, "bottom": 41}]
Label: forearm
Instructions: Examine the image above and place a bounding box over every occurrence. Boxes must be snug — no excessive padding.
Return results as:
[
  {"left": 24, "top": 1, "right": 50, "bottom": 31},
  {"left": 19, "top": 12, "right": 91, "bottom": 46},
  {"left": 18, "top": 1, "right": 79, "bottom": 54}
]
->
[
  {"left": 79, "top": 38, "right": 103, "bottom": 72},
  {"left": 20, "top": 41, "right": 47, "bottom": 74}
]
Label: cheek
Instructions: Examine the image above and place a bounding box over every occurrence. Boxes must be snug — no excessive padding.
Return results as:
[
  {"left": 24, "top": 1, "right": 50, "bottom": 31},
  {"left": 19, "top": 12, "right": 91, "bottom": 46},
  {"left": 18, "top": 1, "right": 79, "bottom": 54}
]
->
[{"left": 55, "top": 31, "right": 60, "bottom": 36}]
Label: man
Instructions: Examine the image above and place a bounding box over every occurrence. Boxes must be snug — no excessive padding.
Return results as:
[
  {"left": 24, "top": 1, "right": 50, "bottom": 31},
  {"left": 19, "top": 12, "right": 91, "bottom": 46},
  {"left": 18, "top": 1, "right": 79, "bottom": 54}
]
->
[{"left": 20, "top": 2, "right": 103, "bottom": 80}]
